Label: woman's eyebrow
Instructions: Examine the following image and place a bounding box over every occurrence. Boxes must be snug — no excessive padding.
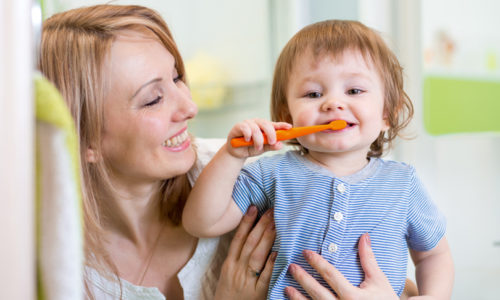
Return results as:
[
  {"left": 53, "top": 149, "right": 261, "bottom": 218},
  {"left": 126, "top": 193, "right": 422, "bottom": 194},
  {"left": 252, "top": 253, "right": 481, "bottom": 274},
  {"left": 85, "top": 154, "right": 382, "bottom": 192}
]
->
[{"left": 131, "top": 77, "right": 163, "bottom": 99}]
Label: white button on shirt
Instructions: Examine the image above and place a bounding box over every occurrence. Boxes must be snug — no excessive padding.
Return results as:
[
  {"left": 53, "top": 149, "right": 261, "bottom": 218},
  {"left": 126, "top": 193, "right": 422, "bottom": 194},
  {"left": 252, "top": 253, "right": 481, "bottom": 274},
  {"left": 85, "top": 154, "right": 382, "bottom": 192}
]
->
[
  {"left": 337, "top": 183, "right": 346, "bottom": 193},
  {"left": 328, "top": 243, "right": 338, "bottom": 253},
  {"left": 333, "top": 212, "right": 343, "bottom": 222}
]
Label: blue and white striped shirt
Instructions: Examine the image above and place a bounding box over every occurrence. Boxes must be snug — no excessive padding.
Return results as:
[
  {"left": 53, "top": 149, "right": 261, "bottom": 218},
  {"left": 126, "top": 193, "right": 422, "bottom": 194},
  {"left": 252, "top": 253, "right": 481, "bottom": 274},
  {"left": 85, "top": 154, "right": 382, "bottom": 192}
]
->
[{"left": 232, "top": 151, "right": 446, "bottom": 299}]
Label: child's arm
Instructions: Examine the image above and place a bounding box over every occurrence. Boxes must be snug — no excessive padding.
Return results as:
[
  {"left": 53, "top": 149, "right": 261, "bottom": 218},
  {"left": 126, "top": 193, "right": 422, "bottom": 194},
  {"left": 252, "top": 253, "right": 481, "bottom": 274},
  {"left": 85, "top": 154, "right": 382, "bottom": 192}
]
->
[
  {"left": 182, "top": 119, "right": 291, "bottom": 238},
  {"left": 409, "top": 237, "right": 454, "bottom": 299}
]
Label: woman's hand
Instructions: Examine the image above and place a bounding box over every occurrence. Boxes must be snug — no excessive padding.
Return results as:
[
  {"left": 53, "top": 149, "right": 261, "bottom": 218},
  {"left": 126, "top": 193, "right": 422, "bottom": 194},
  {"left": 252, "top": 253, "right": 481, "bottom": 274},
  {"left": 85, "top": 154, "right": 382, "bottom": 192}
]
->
[
  {"left": 285, "top": 233, "right": 399, "bottom": 300},
  {"left": 215, "top": 206, "right": 276, "bottom": 300}
]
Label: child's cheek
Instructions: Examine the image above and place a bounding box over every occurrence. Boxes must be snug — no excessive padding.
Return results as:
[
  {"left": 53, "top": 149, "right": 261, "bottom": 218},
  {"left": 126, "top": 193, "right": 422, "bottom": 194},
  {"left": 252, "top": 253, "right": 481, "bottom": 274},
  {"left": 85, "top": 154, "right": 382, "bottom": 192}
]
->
[{"left": 293, "top": 113, "right": 313, "bottom": 127}]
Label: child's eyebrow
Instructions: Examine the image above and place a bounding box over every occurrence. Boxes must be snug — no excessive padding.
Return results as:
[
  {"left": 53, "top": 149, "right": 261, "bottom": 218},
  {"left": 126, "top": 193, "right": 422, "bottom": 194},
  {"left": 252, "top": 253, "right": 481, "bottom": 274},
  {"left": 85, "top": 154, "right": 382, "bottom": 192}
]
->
[{"left": 341, "top": 71, "right": 372, "bottom": 79}]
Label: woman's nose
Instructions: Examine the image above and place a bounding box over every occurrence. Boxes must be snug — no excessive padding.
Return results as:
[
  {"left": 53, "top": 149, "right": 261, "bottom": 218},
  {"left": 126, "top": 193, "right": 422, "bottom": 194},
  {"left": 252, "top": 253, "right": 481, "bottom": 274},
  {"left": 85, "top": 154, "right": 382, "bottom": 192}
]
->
[
  {"left": 321, "top": 96, "right": 345, "bottom": 111},
  {"left": 173, "top": 91, "right": 198, "bottom": 121}
]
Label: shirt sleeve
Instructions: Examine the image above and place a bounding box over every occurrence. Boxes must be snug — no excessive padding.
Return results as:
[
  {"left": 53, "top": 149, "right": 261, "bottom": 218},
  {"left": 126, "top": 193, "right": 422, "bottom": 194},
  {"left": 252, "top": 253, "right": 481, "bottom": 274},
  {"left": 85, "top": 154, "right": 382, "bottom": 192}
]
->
[
  {"left": 406, "top": 168, "right": 446, "bottom": 251},
  {"left": 232, "top": 161, "right": 272, "bottom": 215}
]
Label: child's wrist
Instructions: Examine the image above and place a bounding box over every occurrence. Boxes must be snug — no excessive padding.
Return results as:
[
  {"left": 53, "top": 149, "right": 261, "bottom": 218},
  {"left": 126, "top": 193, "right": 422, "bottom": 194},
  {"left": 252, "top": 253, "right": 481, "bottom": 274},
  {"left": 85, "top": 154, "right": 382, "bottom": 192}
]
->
[{"left": 224, "top": 143, "right": 249, "bottom": 161}]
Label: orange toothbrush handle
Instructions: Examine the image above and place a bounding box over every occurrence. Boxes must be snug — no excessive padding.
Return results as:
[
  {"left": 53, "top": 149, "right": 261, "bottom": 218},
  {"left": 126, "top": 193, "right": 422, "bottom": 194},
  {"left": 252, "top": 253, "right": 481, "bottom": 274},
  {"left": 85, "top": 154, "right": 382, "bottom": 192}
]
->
[
  {"left": 230, "top": 120, "right": 346, "bottom": 148},
  {"left": 231, "top": 135, "right": 270, "bottom": 147}
]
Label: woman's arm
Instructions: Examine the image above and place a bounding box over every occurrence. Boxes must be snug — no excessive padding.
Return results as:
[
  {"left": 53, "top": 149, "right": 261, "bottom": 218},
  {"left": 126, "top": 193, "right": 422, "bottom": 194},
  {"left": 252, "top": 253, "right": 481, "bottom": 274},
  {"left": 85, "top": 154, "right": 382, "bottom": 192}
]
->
[
  {"left": 285, "top": 233, "right": 400, "bottom": 300},
  {"left": 215, "top": 206, "right": 276, "bottom": 299}
]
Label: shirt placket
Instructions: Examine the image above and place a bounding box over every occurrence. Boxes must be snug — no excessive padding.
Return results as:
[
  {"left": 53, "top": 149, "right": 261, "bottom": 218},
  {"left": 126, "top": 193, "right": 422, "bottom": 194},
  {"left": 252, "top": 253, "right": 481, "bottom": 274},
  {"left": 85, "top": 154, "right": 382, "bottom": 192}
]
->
[{"left": 320, "top": 178, "right": 349, "bottom": 262}]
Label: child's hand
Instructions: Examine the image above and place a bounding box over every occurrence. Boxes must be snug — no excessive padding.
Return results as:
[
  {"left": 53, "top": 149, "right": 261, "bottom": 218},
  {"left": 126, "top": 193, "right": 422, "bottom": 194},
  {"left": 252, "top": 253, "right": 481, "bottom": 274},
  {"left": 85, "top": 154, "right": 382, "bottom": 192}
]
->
[{"left": 226, "top": 118, "right": 292, "bottom": 158}]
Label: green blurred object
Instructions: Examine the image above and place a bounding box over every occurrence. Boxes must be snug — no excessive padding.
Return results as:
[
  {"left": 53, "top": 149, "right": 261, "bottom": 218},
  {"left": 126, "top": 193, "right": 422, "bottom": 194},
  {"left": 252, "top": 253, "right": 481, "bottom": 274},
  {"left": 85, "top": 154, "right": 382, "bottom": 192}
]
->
[{"left": 423, "top": 75, "right": 500, "bottom": 135}]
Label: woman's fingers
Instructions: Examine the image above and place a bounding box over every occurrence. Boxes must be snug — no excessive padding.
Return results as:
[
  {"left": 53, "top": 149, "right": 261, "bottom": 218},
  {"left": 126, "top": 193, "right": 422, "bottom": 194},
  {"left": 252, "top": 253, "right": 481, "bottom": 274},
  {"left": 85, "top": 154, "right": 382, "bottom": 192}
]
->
[
  {"left": 256, "top": 251, "right": 277, "bottom": 291},
  {"left": 288, "top": 263, "right": 338, "bottom": 300},
  {"left": 239, "top": 209, "right": 273, "bottom": 265},
  {"left": 357, "top": 233, "right": 398, "bottom": 300},
  {"left": 247, "top": 217, "right": 275, "bottom": 276},
  {"left": 226, "top": 206, "right": 258, "bottom": 261},
  {"left": 301, "top": 250, "right": 353, "bottom": 298},
  {"left": 358, "top": 233, "right": 386, "bottom": 284},
  {"left": 284, "top": 286, "right": 310, "bottom": 300}
]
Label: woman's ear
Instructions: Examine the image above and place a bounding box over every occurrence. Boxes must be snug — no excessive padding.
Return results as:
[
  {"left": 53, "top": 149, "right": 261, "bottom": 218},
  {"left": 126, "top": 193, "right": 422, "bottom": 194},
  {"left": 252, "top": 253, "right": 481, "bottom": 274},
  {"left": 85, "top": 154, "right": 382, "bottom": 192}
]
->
[
  {"left": 382, "top": 118, "right": 390, "bottom": 131},
  {"left": 382, "top": 110, "right": 391, "bottom": 131},
  {"left": 85, "top": 147, "right": 99, "bottom": 163}
]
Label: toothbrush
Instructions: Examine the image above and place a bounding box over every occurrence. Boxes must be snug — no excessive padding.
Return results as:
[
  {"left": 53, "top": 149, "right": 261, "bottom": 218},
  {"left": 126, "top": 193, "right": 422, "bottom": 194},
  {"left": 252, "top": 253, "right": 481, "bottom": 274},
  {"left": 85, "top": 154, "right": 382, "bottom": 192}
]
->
[{"left": 230, "top": 120, "right": 347, "bottom": 148}]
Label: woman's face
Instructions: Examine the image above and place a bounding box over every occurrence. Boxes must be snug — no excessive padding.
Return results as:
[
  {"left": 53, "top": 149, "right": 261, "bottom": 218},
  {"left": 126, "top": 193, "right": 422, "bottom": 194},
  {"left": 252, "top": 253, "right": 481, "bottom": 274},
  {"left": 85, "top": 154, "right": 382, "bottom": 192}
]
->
[{"left": 99, "top": 29, "right": 198, "bottom": 187}]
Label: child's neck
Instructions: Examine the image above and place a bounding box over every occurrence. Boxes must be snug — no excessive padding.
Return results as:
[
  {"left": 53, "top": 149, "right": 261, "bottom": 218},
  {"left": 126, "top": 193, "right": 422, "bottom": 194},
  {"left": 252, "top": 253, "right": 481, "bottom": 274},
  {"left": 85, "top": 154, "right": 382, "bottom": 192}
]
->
[{"left": 305, "top": 150, "right": 370, "bottom": 177}]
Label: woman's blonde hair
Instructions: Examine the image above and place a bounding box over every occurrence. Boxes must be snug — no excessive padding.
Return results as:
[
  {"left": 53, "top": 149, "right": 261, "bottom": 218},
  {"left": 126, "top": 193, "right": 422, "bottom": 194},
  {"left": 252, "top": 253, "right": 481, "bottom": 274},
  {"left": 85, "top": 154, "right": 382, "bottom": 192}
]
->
[
  {"left": 39, "top": 4, "right": 192, "bottom": 295},
  {"left": 271, "top": 20, "right": 414, "bottom": 157}
]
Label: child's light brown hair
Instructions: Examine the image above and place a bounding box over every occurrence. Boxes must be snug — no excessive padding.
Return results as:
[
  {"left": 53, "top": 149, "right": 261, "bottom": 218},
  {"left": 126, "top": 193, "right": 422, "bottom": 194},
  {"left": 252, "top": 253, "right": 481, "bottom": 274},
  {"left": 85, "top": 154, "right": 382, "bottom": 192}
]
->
[{"left": 270, "top": 20, "right": 413, "bottom": 157}]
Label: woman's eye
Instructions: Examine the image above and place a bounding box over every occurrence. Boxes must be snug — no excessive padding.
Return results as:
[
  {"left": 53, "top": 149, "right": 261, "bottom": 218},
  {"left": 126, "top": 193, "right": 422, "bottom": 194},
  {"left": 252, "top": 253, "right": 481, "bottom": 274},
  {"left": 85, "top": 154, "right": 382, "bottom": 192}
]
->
[
  {"left": 305, "top": 91, "right": 322, "bottom": 98},
  {"left": 144, "top": 95, "right": 162, "bottom": 107},
  {"left": 173, "top": 73, "right": 183, "bottom": 83},
  {"left": 347, "top": 88, "right": 363, "bottom": 95}
]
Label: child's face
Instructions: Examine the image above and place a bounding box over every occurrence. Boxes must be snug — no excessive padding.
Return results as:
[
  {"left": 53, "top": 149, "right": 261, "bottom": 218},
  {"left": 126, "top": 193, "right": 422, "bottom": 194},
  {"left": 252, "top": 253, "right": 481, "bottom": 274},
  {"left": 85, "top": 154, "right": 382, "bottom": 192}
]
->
[{"left": 286, "top": 49, "right": 389, "bottom": 159}]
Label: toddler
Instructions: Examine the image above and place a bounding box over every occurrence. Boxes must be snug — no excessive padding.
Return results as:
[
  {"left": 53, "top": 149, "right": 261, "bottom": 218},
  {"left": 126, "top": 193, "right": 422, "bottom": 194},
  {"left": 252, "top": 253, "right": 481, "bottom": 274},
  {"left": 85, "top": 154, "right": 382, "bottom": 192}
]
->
[{"left": 183, "top": 20, "right": 453, "bottom": 298}]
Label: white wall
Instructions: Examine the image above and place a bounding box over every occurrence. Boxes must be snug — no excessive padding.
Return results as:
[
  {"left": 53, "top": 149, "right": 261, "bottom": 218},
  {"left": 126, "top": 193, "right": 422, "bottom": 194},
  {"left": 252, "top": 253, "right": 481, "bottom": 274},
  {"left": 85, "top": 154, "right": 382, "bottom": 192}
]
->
[
  {"left": 44, "top": 0, "right": 272, "bottom": 85},
  {"left": 422, "top": 0, "right": 500, "bottom": 74},
  {"left": 418, "top": 1, "right": 500, "bottom": 298},
  {"left": 0, "top": 0, "right": 34, "bottom": 298}
]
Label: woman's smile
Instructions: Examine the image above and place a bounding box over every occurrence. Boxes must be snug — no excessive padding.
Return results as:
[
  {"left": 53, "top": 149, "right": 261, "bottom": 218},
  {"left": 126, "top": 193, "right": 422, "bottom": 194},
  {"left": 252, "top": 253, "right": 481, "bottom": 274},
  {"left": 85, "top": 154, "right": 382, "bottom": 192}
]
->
[{"left": 162, "top": 129, "right": 191, "bottom": 151}]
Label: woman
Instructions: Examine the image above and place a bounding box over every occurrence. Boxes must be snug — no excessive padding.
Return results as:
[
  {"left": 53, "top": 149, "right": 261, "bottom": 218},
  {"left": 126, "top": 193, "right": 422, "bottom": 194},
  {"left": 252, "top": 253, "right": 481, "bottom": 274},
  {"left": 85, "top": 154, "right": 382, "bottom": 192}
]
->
[
  {"left": 39, "top": 4, "right": 414, "bottom": 299},
  {"left": 39, "top": 5, "right": 274, "bottom": 299}
]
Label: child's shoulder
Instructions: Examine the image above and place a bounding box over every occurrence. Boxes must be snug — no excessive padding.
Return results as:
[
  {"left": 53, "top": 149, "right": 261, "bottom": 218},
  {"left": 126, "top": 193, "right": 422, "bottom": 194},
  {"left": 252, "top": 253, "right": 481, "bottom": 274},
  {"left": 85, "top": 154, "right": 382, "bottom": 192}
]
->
[
  {"left": 375, "top": 157, "right": 416, "bottom": 174},
  {"left": 246, "top": 150, "right": 301, "bottom": 168}
]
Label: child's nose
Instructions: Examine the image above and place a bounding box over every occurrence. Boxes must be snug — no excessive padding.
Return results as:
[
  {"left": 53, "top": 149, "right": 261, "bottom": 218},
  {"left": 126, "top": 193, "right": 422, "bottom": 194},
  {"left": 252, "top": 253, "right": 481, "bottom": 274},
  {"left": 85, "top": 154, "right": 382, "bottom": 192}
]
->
[{"left": 321, "top": 96, "right": 345, "bottom": 111}]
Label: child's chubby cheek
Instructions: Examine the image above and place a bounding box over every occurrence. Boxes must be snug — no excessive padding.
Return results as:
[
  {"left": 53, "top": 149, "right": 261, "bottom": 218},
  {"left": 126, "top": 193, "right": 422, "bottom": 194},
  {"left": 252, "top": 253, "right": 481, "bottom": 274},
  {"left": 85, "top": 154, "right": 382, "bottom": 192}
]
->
[{"left": 292, "top": 114, "right": 315, "bottom": 128}]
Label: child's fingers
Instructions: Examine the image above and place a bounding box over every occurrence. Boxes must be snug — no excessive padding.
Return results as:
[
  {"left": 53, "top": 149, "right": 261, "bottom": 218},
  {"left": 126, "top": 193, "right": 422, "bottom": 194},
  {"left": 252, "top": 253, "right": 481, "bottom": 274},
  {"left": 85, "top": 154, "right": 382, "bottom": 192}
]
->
[
  {"left": 273, "top": 121, "right": 293, "bottom": 130},
  {"left": 254, "top": 119, "right": 278, "bottom": 145},
  {"left": 263, "top": 141, "right": 284, "bottom": 152},
  {"left": 244, "top": 119, "right": 265, "bottom": 150},
  {"left": 229, "top": 122, "right": 253, "bottom": 141}
]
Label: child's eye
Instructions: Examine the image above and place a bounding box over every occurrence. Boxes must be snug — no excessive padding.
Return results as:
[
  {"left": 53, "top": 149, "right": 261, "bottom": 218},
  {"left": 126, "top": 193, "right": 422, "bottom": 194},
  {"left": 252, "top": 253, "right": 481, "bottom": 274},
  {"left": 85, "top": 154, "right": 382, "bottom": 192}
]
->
[
  {"left": 347, "top": 88, "right": 363, "bottom": 95},
  {"left": 144, "top": 95, "right": 162, "bottom": 107},
  {"left": 305, "top": 91, "right": 322, "bottom": 98}
]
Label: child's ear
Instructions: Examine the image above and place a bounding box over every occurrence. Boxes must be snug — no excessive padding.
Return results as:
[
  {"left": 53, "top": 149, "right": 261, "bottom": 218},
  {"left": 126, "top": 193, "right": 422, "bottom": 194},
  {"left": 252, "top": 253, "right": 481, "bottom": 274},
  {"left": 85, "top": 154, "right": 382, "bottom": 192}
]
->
[{"left": 85, "top": 147, "right": 99, "bottom": 163}]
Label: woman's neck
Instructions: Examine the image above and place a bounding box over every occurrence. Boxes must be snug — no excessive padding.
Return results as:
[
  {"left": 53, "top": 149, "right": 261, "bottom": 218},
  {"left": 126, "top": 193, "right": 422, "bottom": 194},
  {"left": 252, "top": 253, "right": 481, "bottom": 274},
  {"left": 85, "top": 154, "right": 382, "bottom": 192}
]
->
[{"left": 101, "top": 180, "right": 164, "bottom": 245}]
